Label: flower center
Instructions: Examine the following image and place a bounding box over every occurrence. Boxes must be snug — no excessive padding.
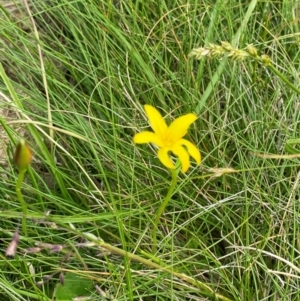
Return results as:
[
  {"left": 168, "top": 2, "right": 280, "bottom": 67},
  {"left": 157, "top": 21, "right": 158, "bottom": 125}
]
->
[{"left": 162, "top": 131, "right": 174, "bottom": 147}]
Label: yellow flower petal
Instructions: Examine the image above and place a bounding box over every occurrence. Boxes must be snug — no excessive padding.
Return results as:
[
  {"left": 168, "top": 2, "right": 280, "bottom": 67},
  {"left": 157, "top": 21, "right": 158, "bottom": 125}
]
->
[
  {"left": 171, "top": 145, "right": 190, "bottom": 173},
  {"left": 144, "top": 105, "right": 167, "bottom": 136},
  {"left": 168, "top": 113, "right": 197, "bottom": 140},
  {"left": 179, "top": 139, "right": 201, "bottom": 164},
  {"left": 157, "top": 147, "right": 174, "bottom": 169},
  {"left": 133, "top": 131, "right": 164, "bottom": 147}
]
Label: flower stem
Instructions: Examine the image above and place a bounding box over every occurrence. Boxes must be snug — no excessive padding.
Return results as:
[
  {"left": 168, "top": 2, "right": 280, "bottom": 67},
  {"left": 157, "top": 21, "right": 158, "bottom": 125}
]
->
[
  {"left": 97, "top": 241, "right": 233, "bottom": 301},
  {"left": 16, "top": 169, "right": 28, "bottom": 236},
  {"left": 152, "top": 168, "right": 177, "bottom": 254},
  {"left": 267, "top": 63, "right": 300, "bottom": 95}
]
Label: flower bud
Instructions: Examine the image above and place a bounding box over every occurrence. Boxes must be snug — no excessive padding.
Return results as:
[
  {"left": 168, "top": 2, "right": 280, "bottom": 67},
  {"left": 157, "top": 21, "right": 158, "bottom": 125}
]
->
[
  {"left": 23, "top": 247, "right": 42, "bottom": 254},
  {"left": 13, "top": 140, "right": 32, "bottom": 171},
  {"left": 221, "top": 41, "right": 233, "bottom": 51},
  {"left": 261, "top": 54, "right": 271, "bottom": 66},
  {"left": 247, "top": 44, "right": 258, "bottom": 57},
  {"left": 5, "top": 231, "right": 19, "bottom": 257}
]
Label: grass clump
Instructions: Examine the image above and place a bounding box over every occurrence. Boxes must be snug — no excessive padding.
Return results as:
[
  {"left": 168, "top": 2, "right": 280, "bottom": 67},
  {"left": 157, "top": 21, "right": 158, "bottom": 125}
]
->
[{"left": 1, "top": 0, "right": 300, "bottom": 300}]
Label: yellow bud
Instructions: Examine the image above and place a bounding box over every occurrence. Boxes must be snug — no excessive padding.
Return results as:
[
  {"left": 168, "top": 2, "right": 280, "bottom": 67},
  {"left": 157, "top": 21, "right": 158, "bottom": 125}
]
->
[
  {"left": 13, "top": 140, "right": 32, "bottom": 171},
  {"left": 221, "top": 41, "right": 233, "bottom": 51},
  {"left": 261, "top": 54, "right": 271, "bottom": 66},
  {"left": 246, "top": 44, "right": 258, "bottom": 57}
]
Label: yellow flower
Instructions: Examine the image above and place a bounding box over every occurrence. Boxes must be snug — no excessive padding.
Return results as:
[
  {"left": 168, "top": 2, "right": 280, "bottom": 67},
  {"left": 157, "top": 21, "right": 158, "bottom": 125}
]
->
[{"left": 133, "top": 105, "right": 201, "bottom": 173}]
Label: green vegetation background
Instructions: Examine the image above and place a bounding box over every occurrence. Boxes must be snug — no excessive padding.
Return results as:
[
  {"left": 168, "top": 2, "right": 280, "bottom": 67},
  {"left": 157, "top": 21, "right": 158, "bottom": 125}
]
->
[{"left": 1, "top": 0, "right": 300, "bottom": 300}]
